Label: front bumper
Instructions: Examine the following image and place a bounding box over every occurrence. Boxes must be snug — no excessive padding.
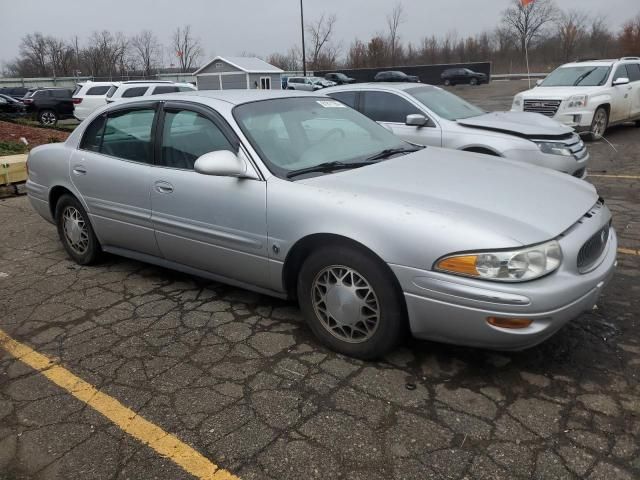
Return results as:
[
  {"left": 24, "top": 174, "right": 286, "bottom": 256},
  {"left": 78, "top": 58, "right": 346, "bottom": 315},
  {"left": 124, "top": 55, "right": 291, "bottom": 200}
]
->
[
  {"left": 503, "top": 146, "right": 590, "bottom": 178},
  {"left": 390, "top": 205, "right": 617, "bottom": 350}
]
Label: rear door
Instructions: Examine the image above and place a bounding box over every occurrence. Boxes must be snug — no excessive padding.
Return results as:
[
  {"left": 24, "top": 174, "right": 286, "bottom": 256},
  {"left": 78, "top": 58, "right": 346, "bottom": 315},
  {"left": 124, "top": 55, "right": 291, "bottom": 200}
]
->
[
  {"left": 610, "top": 64, "right": 632, "bottom": 122},
  {"left": 70, "top": 102, "right": 160, "bottom": 255},
  {"left": 626, "top": 63, "right": 640, "bottom": 120},
  {"left": 52, "top": 89, "right": 73, "bottom": 116},
  {"left": 149, "top": 101, "right": 269, "bottom": 287},
  {"left": 360, "top": 90, "right": 442, "bottom": 146}
]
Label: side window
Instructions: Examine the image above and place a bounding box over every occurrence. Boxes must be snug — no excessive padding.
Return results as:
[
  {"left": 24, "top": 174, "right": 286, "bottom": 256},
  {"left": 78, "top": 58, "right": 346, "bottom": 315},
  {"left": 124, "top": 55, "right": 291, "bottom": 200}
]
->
[
  {"left": 152, "top": 86, "right": 180, "bottom": 95},
  {"left": 101, "top": 108, "right": 155, "bottom": 163},
  {"left": 52, "top": 90, "right": 71, "bottom": 98},
  {"left": 613, "top": 65, "right": 629, "bottom": 82},
  {"left": 160, "top": 110, "right": 233, "bottom": 170},
  {"left": 106, "top": 86, "right": 118, "bottom": 98},
  {"left": 86, "top": 86, "right": 111, "bottom": 95},
  {"left": 80, "top": 115, "right": 107, "bottom": 152},
  {"left": 361, "top": 91, "right": 421, "bottom": 123},
  {"left": 178, "top": 86, "right": 195, "bottom": 92},
  {"left": 121, "top": 87, "right": 149, "bottom": 98},
  {"left": 327, "top": 91, "right": 358, "bottom": 109},
  {"left": 626, "top": 64, "right": 640, "bottom": 82}
]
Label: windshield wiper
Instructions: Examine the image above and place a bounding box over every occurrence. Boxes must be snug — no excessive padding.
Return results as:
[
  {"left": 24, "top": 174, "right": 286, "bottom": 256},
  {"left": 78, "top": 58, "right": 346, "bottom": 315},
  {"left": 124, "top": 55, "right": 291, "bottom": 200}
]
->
[
  {"left": 286, "top": 160, "right": 377, "bottom": 179},
  {"left": 573, "top": 68, "right": 596, "bottom": 86},
  {"left": 364, "top": 146, "right": 423, "bottom": 162}
]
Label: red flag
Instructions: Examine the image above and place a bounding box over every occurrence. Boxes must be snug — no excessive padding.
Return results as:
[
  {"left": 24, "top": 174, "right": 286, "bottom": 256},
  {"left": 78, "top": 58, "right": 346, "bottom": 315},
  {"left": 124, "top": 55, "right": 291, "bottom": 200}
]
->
[{"left": 521, "top": 0, "right": 535, "bottom": 5}]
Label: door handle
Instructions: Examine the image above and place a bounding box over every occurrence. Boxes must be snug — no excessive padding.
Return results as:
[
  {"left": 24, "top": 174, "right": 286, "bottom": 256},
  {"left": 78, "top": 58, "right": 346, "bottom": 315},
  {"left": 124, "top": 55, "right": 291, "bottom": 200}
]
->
[
  {"left": 72, "top": 165, "right": 87, "bottom": 175},
  {"left": 154, "top": 181, "right": 174, "bottom": 194}
]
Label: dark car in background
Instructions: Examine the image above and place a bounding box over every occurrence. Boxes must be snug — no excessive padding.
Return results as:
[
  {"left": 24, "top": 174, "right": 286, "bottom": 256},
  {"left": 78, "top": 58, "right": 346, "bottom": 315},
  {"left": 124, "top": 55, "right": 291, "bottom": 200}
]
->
[
  {"left": 324, "top": 72, "right": 356, "bottom": 85},
  {"left": 22, "top": 88, "right": 74, "bottom": 125},
  {"left": 441, "top": 68, "right": 488, "bottom": 86},
  {"left": 0, "top": 87, "right": 29, "bottom": 100},
  {"left": 0, "top": 94, "right": 27, "bottom": 118},
  {"left": 374, "top": 71, "right": 420, "bottom": 82}
]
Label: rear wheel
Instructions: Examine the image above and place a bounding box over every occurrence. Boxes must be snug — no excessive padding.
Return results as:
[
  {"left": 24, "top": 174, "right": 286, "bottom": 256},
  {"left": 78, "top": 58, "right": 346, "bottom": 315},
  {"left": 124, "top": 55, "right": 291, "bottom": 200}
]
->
[
  {"left": 38, "top": 109, "right": 57, "bottom": 126},
  {"left": 297, "top": 245, "right": 405, "bottom": 359},
  {"left": 55, "top": 194, "right": 102, "bottom": 265},
  {"left": 443, "top": 79, "right": 451, "bottom": 86},
  {"left": 586, "top": 107, "right": 608, "bottom": 141}
]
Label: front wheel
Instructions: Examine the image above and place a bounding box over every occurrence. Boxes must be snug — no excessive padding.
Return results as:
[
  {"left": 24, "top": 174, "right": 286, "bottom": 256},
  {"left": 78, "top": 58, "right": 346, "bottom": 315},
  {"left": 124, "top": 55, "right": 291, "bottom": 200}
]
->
[
  {"left": 38, "top": 109, "right": 58, "bottom": 126},
  {"left": 586, "top": 107, "right": 608, "bottom": 141},
  {"left": 470, "top": 77, "right": 478, "bottom": 85},
  {"left": 297, "top": 245, "right": 406, "bottom": 359},
  {"left": 55, "top": 194, "right": 102, "bottom": 265},
  {"left": 443, "top": 79, "right": 451, "bottom": 86}
]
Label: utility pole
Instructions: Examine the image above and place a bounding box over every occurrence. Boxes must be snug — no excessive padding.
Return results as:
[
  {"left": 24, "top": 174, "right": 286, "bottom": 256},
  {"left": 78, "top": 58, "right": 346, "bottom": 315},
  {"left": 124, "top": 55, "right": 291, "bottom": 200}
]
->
[{"left": 300, "top": 0, "right": 306, "bottom": 76}]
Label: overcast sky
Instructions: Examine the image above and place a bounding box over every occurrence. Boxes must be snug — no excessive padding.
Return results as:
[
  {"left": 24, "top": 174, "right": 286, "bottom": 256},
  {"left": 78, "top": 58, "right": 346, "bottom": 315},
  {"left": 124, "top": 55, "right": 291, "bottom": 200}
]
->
[{"left": 1, "top": 0, "right": 637, "bottom": 67}]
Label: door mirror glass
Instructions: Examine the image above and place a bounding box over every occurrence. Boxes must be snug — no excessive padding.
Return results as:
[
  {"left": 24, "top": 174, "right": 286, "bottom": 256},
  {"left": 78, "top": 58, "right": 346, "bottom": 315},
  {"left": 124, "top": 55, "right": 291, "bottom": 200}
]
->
[
  {"left": 613, "top": 77, "right": 630, "bottom": 86},
  {"left": 194, "top": 150, "right": 249, "bottom": 177},
  {"left": 536, "top": 79, "right": 543, "bottom": 86},
  {"left": 405, "top": 114, "right": 428, "bottom": 127}
]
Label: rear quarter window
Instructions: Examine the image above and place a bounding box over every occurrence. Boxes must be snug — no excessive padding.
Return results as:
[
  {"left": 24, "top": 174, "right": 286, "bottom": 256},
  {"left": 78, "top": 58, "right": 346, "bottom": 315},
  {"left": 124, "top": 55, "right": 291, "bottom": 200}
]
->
[
  {"left": 86, "top": 86, "right": 111, "bottom": 95},
  {"left": 152, "top": 86, "right": 180, "bottom": 95},
  {"left": 121, "top": 87, "right": 149, "bottom": 98}
]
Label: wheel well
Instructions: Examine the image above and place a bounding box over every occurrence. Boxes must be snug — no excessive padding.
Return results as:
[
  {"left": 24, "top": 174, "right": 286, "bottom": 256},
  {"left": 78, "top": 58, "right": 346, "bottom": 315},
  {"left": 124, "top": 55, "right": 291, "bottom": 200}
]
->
[
  {"left": 48, "top": 186, "right": 74, "bottom": 218},
  {"left": 596, "top": 103, "right": 611, "bottom": 116},
  {"left": 463, "top": 147, "right": 500, "bottom": 156},
  {"left": 282, "top": 234, "right": 399, "bottom": 300}
]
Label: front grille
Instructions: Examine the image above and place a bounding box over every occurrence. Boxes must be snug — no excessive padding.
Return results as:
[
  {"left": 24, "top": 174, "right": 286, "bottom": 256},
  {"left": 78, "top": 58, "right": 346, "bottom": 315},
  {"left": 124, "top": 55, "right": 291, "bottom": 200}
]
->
[
  {"left": 577, "top": 222, "right": 610, "bottom": 271},
  {"left": 524, "top": 99, "right": 561, "bottom": 117},
  {"left": 565, "top": 134, "right": 588, "bottom": 160}
]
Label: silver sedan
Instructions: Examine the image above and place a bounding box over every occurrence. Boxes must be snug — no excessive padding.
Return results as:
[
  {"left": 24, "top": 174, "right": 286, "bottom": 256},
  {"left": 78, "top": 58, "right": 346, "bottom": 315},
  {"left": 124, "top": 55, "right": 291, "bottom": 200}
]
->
[{"left": 26, "top": 90, "right": 616, "bottom": 359}]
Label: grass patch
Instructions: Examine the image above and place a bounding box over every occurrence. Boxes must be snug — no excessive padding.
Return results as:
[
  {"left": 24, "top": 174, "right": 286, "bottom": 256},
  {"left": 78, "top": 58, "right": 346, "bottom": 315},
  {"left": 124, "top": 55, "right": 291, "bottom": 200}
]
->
[
  {"left": 0, "top": 140, "right": 28, "bottom": 156},
  {"left": 6, "top": 117, "right": 77, "bottom": 132}
]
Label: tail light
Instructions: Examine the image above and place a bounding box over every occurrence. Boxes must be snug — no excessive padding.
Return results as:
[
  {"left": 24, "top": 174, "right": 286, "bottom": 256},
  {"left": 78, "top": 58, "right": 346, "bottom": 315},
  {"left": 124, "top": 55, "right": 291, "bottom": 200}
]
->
[
  {"left": 22, "top": 98, "right": 33, "bottom": 104},
  {"left": 72, "top": 98, "right": 82, "bottom": 104}
]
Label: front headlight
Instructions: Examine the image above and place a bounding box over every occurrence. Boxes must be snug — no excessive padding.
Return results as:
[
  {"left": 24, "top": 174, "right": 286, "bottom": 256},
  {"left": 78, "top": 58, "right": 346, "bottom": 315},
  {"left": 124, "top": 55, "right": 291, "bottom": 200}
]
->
[
  {"left": 535, "top": 141, "right": 572, "bottom": 156},
  {"left": 566, "top": 95, "right": 587, "bottom": 109},
  {"left": 435, "top": 240, "right": 562, "bottom": 282},
  {"left": 512, "top": 95, "right": 523, "bottom": 108}
]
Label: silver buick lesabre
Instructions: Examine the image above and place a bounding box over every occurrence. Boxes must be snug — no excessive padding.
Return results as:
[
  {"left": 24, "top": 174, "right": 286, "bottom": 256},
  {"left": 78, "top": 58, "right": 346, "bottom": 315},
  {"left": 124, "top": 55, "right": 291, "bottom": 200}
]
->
[{"left": 26, "top": 90, "right": 617, "bottom": 359}]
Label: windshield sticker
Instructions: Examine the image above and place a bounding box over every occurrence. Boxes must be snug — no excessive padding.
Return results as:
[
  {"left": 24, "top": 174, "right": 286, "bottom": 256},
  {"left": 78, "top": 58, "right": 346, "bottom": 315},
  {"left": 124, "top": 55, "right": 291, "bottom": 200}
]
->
[{"left": 316, "top": 100, "right": 346, "bottom": 108}]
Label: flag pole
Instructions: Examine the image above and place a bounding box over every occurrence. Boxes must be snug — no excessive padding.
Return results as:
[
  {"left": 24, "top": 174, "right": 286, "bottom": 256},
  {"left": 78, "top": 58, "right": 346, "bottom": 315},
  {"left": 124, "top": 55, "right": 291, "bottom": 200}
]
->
[{"left": 525, "top": 38, "right": 531, "bottom": 89}]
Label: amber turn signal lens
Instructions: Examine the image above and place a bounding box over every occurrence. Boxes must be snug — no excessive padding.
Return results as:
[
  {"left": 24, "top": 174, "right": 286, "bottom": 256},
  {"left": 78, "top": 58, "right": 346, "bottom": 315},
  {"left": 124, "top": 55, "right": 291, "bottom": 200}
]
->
[
  {"left": 486, "top": 317, "right": 533, "bottom": 329},
  {"left": 436, "top": 255, "right": 478, "bottom": 276}
]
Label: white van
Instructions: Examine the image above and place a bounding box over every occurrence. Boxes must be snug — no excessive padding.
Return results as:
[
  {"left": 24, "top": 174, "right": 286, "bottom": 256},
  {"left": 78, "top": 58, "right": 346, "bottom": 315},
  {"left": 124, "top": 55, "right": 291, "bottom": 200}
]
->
[{"left": 72, "top": 81, "right": 120, "bottom": 120}]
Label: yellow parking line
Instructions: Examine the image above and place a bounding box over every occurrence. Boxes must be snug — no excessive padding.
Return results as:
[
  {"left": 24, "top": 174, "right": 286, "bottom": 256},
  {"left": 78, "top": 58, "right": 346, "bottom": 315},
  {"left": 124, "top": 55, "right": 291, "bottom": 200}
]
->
[
  {"left": 589, "top": 174, "right": 640, "bottom": 179},
  {"left": 618, "top": 247, "right": 640, "bottom": 256},
  {"left": 0, "top": 329, "right": 239, "bottom": 480}
]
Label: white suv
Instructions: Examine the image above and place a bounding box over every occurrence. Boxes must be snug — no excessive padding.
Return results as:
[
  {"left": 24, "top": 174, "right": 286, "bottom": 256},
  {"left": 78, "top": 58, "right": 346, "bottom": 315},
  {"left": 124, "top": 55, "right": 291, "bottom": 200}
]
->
[
  {"left": 511, "top": 57, "right": 640, "bottom": 140},
  {"left": 72, "top": 81, "right": 120, "bottom": 120},
  {"left": 106, "top": 81, "right": 196, "bottom": 103}
]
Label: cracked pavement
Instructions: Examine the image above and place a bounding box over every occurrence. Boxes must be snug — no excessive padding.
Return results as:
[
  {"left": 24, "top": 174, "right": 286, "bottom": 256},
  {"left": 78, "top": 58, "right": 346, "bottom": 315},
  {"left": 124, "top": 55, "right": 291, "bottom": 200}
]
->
[{"left": 0, "top": 81, "right": 639, "bottom": 479}]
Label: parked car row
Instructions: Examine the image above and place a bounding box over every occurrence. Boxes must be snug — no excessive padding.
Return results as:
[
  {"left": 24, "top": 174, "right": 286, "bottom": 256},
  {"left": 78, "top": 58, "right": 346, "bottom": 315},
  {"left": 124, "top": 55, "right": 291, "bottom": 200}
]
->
[{"left": 26, "top": 88, "right": 616, "bottom": 359}]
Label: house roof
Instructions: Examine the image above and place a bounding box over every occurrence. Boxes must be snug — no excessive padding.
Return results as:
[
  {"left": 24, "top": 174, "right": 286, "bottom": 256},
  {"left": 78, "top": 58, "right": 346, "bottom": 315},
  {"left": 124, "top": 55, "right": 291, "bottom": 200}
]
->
[{"left": 194, "top": 56, "right": 283, "bottom": 75}]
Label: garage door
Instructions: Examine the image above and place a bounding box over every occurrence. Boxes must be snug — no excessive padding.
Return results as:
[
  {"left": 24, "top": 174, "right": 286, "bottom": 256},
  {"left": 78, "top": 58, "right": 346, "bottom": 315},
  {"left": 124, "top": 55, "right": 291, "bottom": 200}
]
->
[
  {"left": 197, "top": 76, "right": 221, "bottom": 90},
  {"left": 221, "top": 73, "right": 247, "bottom": 90}
]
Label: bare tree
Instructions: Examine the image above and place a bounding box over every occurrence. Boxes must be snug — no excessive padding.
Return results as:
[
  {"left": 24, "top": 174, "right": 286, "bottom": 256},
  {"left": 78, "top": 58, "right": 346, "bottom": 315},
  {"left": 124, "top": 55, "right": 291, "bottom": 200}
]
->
[
  {"left": 83, "top": 31, "right": 129, "bottom": 78},
  {"left": 172, "top": 25, "right": 203, "bottom": 72},
  {"left": 20, "top": 33, "right": 49, "bottom": 76},
  {"left": 131, "top": 30, "right": 161, "bottom": 77},
  {"left": 306, "top": 13, "right": 339, "bottom": 70},
  {"left": 619, "top": 13, "right": 640, "bottom": 56},
  {"left": 502, "top": 0, "right": 558, "bottom": 53},
  {"left": 267, "top": 47, "right": 301, "bottom": 71},
  {"left": 386, "top": 2, "right": 406, "bottom": 65},
  {"left": 556, "top": 10, "right": 588, "bottom": 61}
]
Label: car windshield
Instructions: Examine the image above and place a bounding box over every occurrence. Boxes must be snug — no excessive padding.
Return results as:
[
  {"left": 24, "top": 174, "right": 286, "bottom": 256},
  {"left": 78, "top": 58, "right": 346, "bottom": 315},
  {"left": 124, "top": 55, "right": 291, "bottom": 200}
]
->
[
  {"left": 234, "top": 97, "right": 409, "bottom": 179},
  {"left": 406, "top": 86, "right": 485, "bottom": 120},
  {"left": 540, "top": 66, "right": 611, "bottom": 86}
]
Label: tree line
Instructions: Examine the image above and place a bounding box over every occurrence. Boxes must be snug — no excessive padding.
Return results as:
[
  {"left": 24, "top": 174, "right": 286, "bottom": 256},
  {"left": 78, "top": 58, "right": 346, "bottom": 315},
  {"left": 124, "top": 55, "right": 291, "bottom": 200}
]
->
[{"left": 3, "top": 0, "right": 640, "bottom": 79}]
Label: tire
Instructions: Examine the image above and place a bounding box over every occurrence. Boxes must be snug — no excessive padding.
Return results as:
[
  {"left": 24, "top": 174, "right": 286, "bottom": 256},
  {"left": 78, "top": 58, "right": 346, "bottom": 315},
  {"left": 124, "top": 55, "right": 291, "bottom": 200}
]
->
[
  {"left": 38, "top": 109, "right": 58, "bottom": 126},
  {"left": 586, "top": 107, "right": 608, "bottom": 141},
  {"left": 470, "top": 77, "right": 478, "bottom": 86},
  {"left": 297, "top": 245, "right": 406, "bottom": 359},
  {"left": 443, "top": 79, "right": 451, "bottom": 86},
  {"left": 635, "top": 120, "right": 640, "bottom": 127},
  {"left": 55, "top": 194, "right": 102, "bottom": 265}
]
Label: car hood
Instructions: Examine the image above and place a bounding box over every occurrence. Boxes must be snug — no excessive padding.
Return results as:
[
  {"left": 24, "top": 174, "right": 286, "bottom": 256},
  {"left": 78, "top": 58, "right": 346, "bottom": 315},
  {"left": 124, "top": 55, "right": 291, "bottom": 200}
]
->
[
  {"left": 301, "top": 147, "right": 597, "bottom": 246},
  {"left": 456, "top": 111, "right": 573, "bottom": 137},
  {"left": 520, "top": 86, "right": 603, "bottom": 99}
]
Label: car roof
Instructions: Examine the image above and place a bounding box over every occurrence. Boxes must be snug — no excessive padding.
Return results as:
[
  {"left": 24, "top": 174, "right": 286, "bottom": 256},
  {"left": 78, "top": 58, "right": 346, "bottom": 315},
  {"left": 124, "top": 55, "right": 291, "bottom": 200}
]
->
[
  {"left": 560, "top": 60, "right": 616, "bottom": 67},
  {"left": 116, "top": 89, "right": 318, "bottom": 106},
  {"left": 323, "top": 82, "right": 431, "bottom": 93}
]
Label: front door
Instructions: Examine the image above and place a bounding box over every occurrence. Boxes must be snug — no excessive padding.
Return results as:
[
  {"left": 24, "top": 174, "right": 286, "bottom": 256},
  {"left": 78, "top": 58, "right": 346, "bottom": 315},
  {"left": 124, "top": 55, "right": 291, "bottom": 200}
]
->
[
  {"left": 610, "top": 64, "right": 632, "bottom": 123},
  {"left": 626, "top": 63, "right": 640, "bottom": 120},
  {"left": 360, "top": 90, "right": 442, "bottom": 146},
  {"left": 150, "top": 102, "right": 269, "bottom": 287},
  {"left": 70, "top": 103, "right": 160, "bottom": 255}
]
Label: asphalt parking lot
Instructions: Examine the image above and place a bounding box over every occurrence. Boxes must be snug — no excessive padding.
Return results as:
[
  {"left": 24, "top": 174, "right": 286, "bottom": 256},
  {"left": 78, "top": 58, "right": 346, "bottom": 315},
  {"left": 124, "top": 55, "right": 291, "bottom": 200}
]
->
[{"left": 0, "top": 81, "right": 639, "bottom": 480}]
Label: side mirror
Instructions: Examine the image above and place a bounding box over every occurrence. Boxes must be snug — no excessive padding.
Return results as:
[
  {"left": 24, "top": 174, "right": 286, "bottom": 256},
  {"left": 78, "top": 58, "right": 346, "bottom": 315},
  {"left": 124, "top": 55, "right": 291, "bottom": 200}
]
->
[
  {"left": 613, "top": 77, "right": 630, "bottom": 86},
  {"left": 194, "top": 150, "right": 254, "bottom": 178},
  {"left": 406, "top": 114, "right": 428, "bottom": 127},
  {"left": 536, "top": 79, "right": 543, "bottom": 86}
]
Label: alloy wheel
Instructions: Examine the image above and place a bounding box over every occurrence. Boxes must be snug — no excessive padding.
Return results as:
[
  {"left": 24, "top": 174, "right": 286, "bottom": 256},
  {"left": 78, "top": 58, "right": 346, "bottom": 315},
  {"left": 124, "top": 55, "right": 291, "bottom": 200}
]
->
[
  {"left": 591, "top": 109, "right": 607, "bottom": 139},
  {"left": 40, "top": 111, "right": 56, "bottom": 125},
  {"left": 311, "top": 265, "right": 380, "bottom": 343},
  {"left": 62, "top": 206, "right": 89, "bottom": 254}
]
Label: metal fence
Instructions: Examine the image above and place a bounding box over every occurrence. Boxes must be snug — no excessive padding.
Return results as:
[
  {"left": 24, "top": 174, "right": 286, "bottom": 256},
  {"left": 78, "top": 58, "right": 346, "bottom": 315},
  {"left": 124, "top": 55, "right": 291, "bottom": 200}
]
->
[{"left": 0, "top": 73, "right": 197, "bottom": 89}]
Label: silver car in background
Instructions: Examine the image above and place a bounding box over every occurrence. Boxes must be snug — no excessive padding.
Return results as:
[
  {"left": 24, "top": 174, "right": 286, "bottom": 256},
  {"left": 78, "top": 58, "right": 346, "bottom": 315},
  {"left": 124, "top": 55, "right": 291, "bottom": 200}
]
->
[
  {"left": 324, "top": 83, "right": 590, "bottom": 178},
  {"left": 286, "top": 76, "right": 336, "bottom": 91},
  {"left": 26, "top": 91, "right": 616, "bottom": 359}
]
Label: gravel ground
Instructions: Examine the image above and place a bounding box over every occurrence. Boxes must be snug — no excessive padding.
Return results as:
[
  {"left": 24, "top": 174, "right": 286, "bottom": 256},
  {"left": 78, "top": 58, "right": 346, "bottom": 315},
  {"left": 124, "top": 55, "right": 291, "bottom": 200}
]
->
[{"left": 0, "top": 81, "right": 638, "bottom": 480}]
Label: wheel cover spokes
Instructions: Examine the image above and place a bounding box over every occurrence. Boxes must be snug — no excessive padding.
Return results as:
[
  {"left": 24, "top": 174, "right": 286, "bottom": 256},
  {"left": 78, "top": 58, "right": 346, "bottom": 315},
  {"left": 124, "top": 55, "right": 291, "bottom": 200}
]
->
[
  {"left": 311, "top": 265, "right": 380, "bottom": 344},
  {"left": 593, "top": 111, "right": 606, "bottom": 137},
  {"left": 62, "top": 206, "right": 89, "bottom": 254}
]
